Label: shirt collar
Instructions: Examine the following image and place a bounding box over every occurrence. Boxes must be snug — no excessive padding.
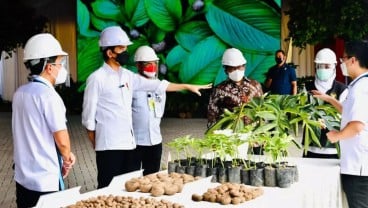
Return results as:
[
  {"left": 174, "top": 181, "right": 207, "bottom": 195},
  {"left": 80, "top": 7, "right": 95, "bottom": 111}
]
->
[
  {"left": 33, "top": 76, "right": 53, "bottom": 88},
  {"left": 349, "top": 72, "right": 368, "bottom": 87}
]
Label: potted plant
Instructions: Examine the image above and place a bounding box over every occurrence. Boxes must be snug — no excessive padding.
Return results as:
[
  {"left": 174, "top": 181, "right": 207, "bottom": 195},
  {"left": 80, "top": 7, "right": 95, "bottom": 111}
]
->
[{"left": 166, "top": 136, "right": 187, "bottom": 173}]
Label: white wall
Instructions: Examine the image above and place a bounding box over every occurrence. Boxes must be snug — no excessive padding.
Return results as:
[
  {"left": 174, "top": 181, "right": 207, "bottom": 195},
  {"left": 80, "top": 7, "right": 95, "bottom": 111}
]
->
[{"left": 0, "top": 49, "right": 29, "bottom": 101}]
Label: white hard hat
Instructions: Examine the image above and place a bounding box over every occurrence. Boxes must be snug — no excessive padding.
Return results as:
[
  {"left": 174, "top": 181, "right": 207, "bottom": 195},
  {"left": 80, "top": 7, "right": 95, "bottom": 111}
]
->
[
  {"left": 99, "top": 26, "right": 133, "bottom": 47},
  {"left": 314, "top": 48, "right": 337, "bottom": 64},
  {"left": 222, "top": 48, "right": 247, "bottom": 66},
  {"left": 23, "top": 33, "right": 68, "bottom": 61},
  {"left": 134, "top": 46, "right": 159, "bottom": 62}
]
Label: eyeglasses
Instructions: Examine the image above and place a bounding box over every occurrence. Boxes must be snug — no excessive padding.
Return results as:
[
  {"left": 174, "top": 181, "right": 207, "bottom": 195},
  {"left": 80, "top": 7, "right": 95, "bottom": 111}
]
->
[{"left": 49, "top": 58, "right": 67, "bottom": 68}]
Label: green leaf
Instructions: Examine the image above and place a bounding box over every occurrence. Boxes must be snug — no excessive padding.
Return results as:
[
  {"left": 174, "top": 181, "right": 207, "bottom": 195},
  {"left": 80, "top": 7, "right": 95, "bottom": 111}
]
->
[
  {"left": 146, "top": 24, "right": 166, "bottom": 43},
  {"left": 91, "top": 0, "right": 124, "bottom": 22},
  {"left": 77, "top": 37, "right": 102, "bottom": 88},
  {"left": 166, "top": 45, "right": 189, "bottom": 72},
  {"left": 175, "top": 21, "right": 213, "bottom": 51},
  {"left": 90, "top": 13, "right": 118, "bottom": 31},
  {"left": 144, "top": 0, "right": 182, "bottom": 32},
  {"left": 77, "top": 0, "right": 99, "bottom": 37},
  {"left": 205, "top": 0, "right": 280, "bottom": 52},
  {"left": 179, "top": 36, "right": 227, "bottom": 84},
  {"left": 125, "top": 0, "right": 149, "bottom": 27}
]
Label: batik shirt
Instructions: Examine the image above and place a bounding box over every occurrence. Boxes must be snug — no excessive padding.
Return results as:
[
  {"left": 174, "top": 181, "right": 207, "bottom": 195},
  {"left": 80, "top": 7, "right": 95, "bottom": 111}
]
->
[{"left": 207, "top": 77, "right": 263, "bottom": 127}]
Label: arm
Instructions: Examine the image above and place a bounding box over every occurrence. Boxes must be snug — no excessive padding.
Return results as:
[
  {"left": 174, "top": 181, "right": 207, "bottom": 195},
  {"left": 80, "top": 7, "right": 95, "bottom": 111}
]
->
[
  {"left": 291, "top": 81, "right": 297, "bottom": 95},
  {"left": 166, "top": 83, "right": 212, "bottom": 96},
  {"left": 311, "top": 90, "right": 343, "bottom": 113},
  {"left": 207, "top": 89, "right": 220, "bottom": 127},
  {"left": 54, "top": 130, "right": 76, "bottom": 177},
  {"left": 265, "top": 78, "right": 272, "bottom": 89},
  {"left": 86, "top": 129, "right": 96, "bottom": 148},
  {"left": 327, "top": 121, "right": 365, "bottom": 143}
]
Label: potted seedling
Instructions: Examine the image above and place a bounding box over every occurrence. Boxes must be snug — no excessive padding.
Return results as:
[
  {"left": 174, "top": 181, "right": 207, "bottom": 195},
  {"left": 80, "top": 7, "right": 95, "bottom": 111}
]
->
[{"left": 166, "top": 136, "right": 187, "bottom": 173}]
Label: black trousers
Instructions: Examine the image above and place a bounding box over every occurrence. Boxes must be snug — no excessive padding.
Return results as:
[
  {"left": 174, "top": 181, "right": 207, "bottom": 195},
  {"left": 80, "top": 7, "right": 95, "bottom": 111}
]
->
[
  {"left": 16, "top": 182, "right": 55, "bottom": 208},
  {"left": 130, "top": 143, "right": 162, "bottom": 176},
  {"left": 341, "top": 174, "right": 368, "bottom": 208},
  {"left": 96, "top": 150, "right": 136, "bottom": 189}
]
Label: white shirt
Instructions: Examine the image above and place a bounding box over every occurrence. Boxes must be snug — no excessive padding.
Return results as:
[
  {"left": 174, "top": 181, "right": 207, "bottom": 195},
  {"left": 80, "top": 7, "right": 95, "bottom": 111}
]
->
[
  {"left": 82, "top": 63, "right": 169, "bottom": 150},
  {"left": 12, "top": 76, "right": 67, "bottom": 191},
  {"left": 340, "top": 73, "right": 368, "bottom": 176},
  {"left": 132, "top": 89, "right": 166, "bottom": 146}
]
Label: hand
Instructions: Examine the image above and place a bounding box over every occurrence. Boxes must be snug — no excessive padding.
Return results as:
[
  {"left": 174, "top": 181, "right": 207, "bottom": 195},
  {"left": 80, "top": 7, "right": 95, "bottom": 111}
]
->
[
  {"left": 311, "top": 90, "right": 331, "bottom": 102},
  {"left": 318, "top": 119, "right": 327, "bottom": 129},
  {"left": 62, "top": 152, "right": 76, "bottom": 178},
  {"left": 326, "top": 130, "right": 339, "bottom": 143},
  {"left": 188, "top": 83, "right": 212, "bottom": 96}
]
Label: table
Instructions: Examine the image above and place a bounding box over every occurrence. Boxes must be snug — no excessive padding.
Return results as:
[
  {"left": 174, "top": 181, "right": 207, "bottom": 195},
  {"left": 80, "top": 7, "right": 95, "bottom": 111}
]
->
[{"left": 35, "top": 157, "right": 348, "bottom": 208}]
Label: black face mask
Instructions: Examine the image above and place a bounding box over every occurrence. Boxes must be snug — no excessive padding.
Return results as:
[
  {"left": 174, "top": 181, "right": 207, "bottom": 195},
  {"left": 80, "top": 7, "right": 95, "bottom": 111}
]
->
[
  {"left": 275, "top": 57, "right": 283, "bottom": 64},
  {"left": 114, "top": 51, "right": 129, "bottom": 66}
]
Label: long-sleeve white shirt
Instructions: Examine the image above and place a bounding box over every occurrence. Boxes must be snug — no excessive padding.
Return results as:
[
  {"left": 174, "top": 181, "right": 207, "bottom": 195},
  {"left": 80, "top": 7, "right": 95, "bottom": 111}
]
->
[{"left": 82, "top": 63, "right": 169, "bottom": 150}]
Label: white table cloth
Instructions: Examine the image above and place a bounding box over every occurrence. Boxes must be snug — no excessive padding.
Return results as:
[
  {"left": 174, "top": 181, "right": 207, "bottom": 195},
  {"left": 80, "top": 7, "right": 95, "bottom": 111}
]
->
[{"left": 36, "top": 158, "right": 348, "bottom": 208}]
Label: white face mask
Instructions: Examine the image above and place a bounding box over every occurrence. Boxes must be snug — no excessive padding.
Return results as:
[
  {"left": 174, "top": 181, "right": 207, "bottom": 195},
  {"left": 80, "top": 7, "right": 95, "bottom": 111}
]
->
[
  {"left": 55, "top": 67, "right": 68, "bottom": 85},
  {"left": 340, "top": 63, "right": 349, "bottom": 77},
  {"left": 228, "top": 70, "right": 244, "bottom": 82},
  {"left": 143, "top": 71, "right": 156, "bottom": 78}
]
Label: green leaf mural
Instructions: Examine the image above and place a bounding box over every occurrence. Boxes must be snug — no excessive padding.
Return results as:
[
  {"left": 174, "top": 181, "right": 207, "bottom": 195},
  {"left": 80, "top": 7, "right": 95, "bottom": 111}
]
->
[
  {"left": 91, "top": 0, "right": 124, "bottom": 22},
  {"left": 175, "top": 21, "right": 213, "bottom": 51},
  {"left": 125, "top": 0, "right": 149, "bottom": 28},
  {"left": 166, "top": 45, "right": 189, "bottom": 73},
  {"left": 77, "top": 0, "right": 281, "bottom": 89},
  {"left": 180, "top": 36, "right": 227, "bottom": 84},
  {"left": 144, "top": 0, "right": 182, "bottom": 32},
  {"left": 77, "top": 0, "right": 99, "bottom": 37},
  {"left": 90, "top": 13, "right": 118, "bottom": 31},
  {"left": 77, "top": 36, "right": 102, "bottom": 86}
]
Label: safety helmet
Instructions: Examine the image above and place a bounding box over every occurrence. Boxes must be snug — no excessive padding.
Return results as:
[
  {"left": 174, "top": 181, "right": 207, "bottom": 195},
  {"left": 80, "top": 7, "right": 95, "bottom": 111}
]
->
[
  {"left": 134, "top": 46, "right": 159, "bottom": 62},
  {"left": 222, "top": 48, "right": 247, "bottom": 66},
  {"left": 99, "top": 26, "right": 133, "bottom": 47},
  {"left": 23, "top": 33, "right": 68, "bottom": 61},
  {"left": 314, "top": 48, "right": 337, "bottom": 64}
]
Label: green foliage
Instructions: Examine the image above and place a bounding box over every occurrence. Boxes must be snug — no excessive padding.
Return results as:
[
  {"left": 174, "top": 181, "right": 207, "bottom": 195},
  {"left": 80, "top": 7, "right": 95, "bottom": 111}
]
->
[
  {"left": 77, "top": 0, "right": 281, "bottom": 91},
  {"left": 207, "top": 92, "right": 341, "bottom": 158},
  {"left": 286, "top": 0, "right": 368, "bottom": 48}
]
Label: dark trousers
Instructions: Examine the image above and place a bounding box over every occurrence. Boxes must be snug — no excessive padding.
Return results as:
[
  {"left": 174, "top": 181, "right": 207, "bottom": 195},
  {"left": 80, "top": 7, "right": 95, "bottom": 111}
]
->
[
  {"left": 130, "top": 143, "right": 162, "bottom": 176},
  {"left": 16, "top": 182, "right": 55, "bottom": 208},
  {"left": 303, "top": 151, "right": 338, "bottom": 159},
  {"left": 96, "top": 150, "right": 136, "bottom": 189},
  {"left": 341, "top": 174, "right": 368, "bottom": 208}
]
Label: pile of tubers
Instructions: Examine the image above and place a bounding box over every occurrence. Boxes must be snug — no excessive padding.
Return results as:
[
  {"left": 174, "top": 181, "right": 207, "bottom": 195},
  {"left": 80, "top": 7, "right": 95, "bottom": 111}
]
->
[
  {"left": 65, "top": 195, "right": 184, "bottom": 208},
  {"left": 192, "top": 183, "right": 264, "bottom": 205},
  {"left": 125, "top": 172, "right": 200, "bottom": 197}
]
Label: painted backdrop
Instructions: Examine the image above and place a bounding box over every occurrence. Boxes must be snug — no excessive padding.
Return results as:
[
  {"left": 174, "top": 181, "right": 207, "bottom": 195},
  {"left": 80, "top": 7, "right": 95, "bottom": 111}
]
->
[{"left": 77, "top": 0, "right": 281, "bottom": 91}]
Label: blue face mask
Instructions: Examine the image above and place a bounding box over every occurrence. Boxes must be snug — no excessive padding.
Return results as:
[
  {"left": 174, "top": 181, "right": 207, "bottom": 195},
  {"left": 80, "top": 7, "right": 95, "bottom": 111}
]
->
[{"left": 316, "top": 68, "right": 334, "bottom": 81}]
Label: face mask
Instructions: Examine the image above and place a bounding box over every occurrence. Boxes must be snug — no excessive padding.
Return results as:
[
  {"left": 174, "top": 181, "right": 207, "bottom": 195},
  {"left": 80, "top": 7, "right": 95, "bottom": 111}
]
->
[
  {"left": 115, "top": 51, "right": 129, "bottom": 66},
  {"left": 142, "top": 63, "right": 157, "bottom": 78},
  {"left": 55, "top": 67, "right": 68, "bottom": 85},
  {"left": 275, "top": 57, "right": 283, "bottom": 64},
  {"left": 143, "top": 71, "right": 156, "bottom": 78},
  {"left": 340, "top": 62, "right": 349, "bottom": 76},
  {"left": 316, "top": 68, "right": 334, "bottom": 81},
  {"left": 228, "top": 70, "right": 244, "bottom": 82}
]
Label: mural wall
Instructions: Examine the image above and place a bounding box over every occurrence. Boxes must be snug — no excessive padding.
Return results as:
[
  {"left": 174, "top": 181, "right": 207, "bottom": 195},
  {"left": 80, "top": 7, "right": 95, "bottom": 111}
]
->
[{"left": 77, "top": 0, "right": 281, "bottom": 91}]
